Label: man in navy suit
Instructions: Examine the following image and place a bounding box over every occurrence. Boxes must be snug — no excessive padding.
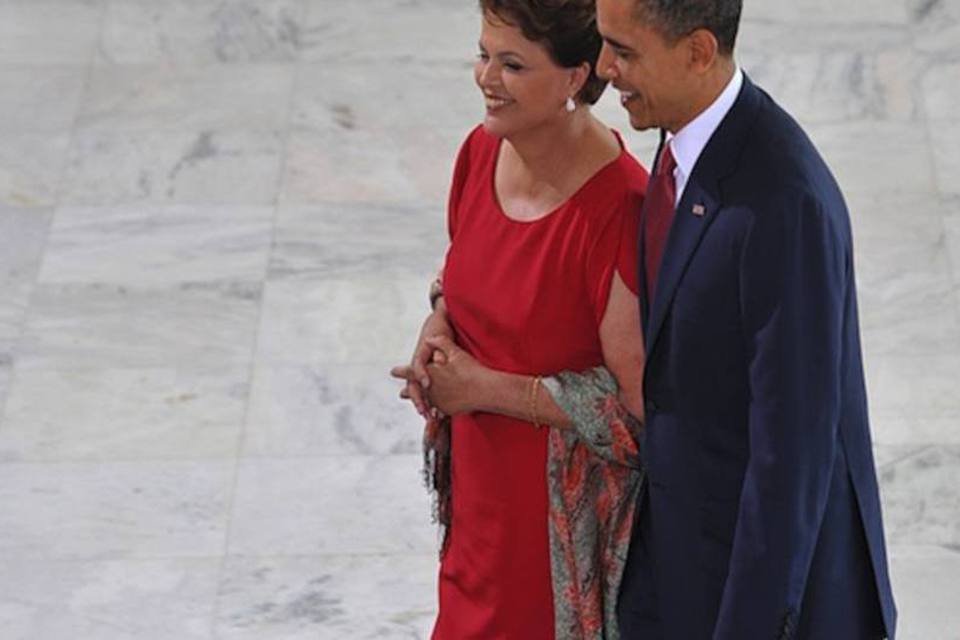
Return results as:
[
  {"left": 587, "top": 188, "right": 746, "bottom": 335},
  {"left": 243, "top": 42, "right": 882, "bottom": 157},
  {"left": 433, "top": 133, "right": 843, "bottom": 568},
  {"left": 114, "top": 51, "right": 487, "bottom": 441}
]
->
[{"left": 594, "top": 0, "right": 897, "bottom": 637}]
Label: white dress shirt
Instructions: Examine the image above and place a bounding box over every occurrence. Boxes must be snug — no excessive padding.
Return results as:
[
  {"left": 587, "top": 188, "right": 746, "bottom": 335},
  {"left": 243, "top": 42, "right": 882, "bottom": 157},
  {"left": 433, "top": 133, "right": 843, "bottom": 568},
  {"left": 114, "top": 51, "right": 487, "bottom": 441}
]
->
[{"left": 667, "top": 67, "right": 744, "bottom": 205}]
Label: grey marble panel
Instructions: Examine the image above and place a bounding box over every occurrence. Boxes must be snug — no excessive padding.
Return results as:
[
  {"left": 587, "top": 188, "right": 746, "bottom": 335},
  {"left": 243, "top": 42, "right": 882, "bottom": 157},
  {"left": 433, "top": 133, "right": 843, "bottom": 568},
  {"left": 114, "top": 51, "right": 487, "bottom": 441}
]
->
[
  {"left": 78, "top": 64, "right": 295, "bottom": 133},
  {"left": 270, "top": 202, "right": 444, "bottom": 281},
  {"left": 887, "top": 545, "right": 960, "bottom": 640},
  {"left": 0, "top": 207, "right": 51, "bottom": 283},
  {"left": 227, "top": 455, "right": 435, "bottom": 556},
  {"left": 215, "top": 554, "right": 435, "bottom": 639},
  {"left": 0, "top": 367, "right": 248, "bottom": 462},
  {"left": 293, "top": 60, "right": 481, "bottom": 134},
  {"left": 921, "top": 61, "right": 960, "bottom": 121},
  {"left": 741, "top": 0, "right": 910, "bottom": 24},
  {"left": 930, "top": 119, "right": 960, "bottom": 197},
  {"left": 256, "top": 276, "right": 428, "bottom": 366},
  {"left": 281, "top": 126, "right": 424, "bottom": 205},
  {"left": 849, "top": 192, "right": 959, "bottom": 358},
  {"left": 738, "top": 20, "right": 910, "bottom": 56},
  {"left": 38, "top": 205, "right": 273, "bottom": 285},
  {"left": 866, "top": 354, "right": 960, "bottom": 445},
  {"left": 19, "top": 282, "right": 262, "bottom": 369},
  {"left": 0, "top": 66, "right": 86, "bottom": 133},
  {"left": 243, "top": 363, "right": 423, "bottom": 458},
  {"left": 0, "top": 557, "right": 220, "bottom": 640},
  {"left": 0, "top": 132, "right": 70, "bottom": 208},
  {"left": 98, "top": 0, "right": 304, "bottom": 65},
  {"left": 301, "top": 0, "right": 478, "bottom": 64},
  {"left": 0, "top": 208, "right": 53, "bottom": 355},
  {"left": 0, "top": 1, "right": 101, "bottom": 65},
  {"left": 61, "top": 129, "right": 284, "bottom": 205},
  {"left": 911, "top": 0, "right": 960, "bottom": 58},
  {"left": 808, "top": 121, "right": 937, "bottom": 196},
  {"left": 880, "top": 446, "right": 960, "bottom": 547},
  {"left": 741, "top": 47, "right": 923, "bottom": 124},
  {"left": 0, "top": 460, "right": 233, "bottom": 559}
]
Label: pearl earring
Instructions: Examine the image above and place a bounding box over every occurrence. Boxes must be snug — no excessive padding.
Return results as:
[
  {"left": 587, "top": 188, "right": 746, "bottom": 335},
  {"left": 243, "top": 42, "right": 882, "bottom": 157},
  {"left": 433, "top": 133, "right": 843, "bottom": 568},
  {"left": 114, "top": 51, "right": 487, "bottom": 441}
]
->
[{"left": 565, "top": 97, "right": 576, "bottom": 113}]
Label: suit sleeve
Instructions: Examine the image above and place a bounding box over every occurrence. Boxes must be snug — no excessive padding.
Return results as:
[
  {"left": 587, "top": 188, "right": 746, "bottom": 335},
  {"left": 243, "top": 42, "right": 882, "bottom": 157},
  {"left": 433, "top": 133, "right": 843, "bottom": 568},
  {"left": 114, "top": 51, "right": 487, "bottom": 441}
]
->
[{"left": 713, "top": 190, "right": 848, "bottom": 639}]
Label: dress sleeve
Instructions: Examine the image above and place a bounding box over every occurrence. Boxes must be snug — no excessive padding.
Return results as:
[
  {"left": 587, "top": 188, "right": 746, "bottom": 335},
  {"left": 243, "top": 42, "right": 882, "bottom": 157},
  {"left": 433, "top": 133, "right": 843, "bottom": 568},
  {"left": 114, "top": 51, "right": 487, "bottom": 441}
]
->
[
  {"left": 584, "top": 190, "right": 643, "bottom": 325},
  {"left": 446, "top": 129, "right": 476, "bottom": 242}
]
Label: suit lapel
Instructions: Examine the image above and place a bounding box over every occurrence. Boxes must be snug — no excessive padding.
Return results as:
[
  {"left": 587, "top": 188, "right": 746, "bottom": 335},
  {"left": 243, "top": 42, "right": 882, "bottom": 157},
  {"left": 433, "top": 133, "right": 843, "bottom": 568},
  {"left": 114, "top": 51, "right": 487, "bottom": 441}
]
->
[
  {"left": 642, "top": 73, "right": 764, "bottom": 358},
  {"left": 644, "top": 183, "right": 719, "bottom": 353}
]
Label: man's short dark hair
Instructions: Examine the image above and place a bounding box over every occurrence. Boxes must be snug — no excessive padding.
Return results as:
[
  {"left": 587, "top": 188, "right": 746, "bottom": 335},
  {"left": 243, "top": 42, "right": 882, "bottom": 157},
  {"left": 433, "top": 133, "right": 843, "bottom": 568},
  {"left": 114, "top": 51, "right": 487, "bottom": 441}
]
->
[
  {"left": 634, "top": 0, "right": 742, "bottom": 55},
  {"left": 479, "top": 0, "right": 607, "bottom": 105}
]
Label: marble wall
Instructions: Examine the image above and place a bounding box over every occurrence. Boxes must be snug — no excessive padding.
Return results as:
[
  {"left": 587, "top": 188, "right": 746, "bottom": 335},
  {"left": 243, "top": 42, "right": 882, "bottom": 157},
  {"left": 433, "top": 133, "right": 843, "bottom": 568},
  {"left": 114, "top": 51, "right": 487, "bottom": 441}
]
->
[{"left": 0, "top": 0, "right": 956, "bottom": 638}]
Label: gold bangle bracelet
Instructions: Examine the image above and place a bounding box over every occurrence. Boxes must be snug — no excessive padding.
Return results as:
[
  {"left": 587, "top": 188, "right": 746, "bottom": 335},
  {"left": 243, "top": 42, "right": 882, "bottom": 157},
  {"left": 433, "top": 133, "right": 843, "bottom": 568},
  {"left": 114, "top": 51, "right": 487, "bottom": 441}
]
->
[{"left": 529, "top": 375, "right": 542, "bottom": 429}]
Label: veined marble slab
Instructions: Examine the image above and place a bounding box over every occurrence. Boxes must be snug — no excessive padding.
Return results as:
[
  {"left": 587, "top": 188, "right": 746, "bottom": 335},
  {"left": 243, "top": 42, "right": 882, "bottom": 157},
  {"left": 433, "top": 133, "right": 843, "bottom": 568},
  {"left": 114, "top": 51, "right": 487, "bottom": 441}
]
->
[
  {"left": 880, "top": 446, "right": 960, "bottom": 547},
  {"left": 38, "top": 205, "right": 273, "bottom": 285},
  {"left": 98, "top": 0, "right": 304, "bottom": 65},
  {"left": 0, "top": 557, "right": 220, "bottom": 640},
  {"left": 270, "top": 202, "right": 444, "bottom": 281},
  {"left": 0, "top": 208, "right": 52, "bottom": 355},
  {"left": 738, "top": 19, "right": 910, "bottom": 55},
  {"left": 888, "top": 545, "right": 960, "bottom": 640},
  {"left": 0, "top": 460, "right": 233, "bottom": 559},
  {"left": 227, "top": 455, "right": 435, "bottom": 556},
  {"left": 0, "top": 367, "right": 248, "bottom": 462},
  {"left": 282, "top": 126, "right": 422, "bottom": 205},
  {"left": 0, "top": 132, "right": 70, "bottom": 208},
  {"left": 849, "top": 192, "right": 959, "bottom": 358},
  {"left": 741, "top": 47, "right": 923, "bottom": 124},
  {"left": 921, "top": 61, "right": 960, "bottom": 121},
  {"left": 0, "top": 207, "right": 52, "bottom": 283},
  {"left": 78, "top": 64, "right": 295, "bottom": 133},
  {"left": 930, "top": 120, "right": 960, "bottom": 197},
  {"left": 0, "top": 66, "right": 87, "bottom": 133},
  {"left": 742, "top": 0, "right": 910, "bottom": 25},
  {"left": 292, "top": 60, "right": 481, "bottom": 134},
  {"left": 301, "top": 0, "right": 478, "bottom": 64},
  {"left": 257, "top": 275, "right": 428, "bottom": 366},
  {"left": 243, "top": 363, "right": 423, "bottom": 458},
  {"left": 808, "top": 120, "right": 938, "bottom": 195},
  {"left": 866, "top": 354, "right": 960, "bottom": 444},
  {"left": 215, "top": 554, "right": 436, "bottom": 639},
  {"left": 912, "top": 0, "right": 960, "bottom": 57},
  {"left": 62, "top": 129, "right": 284, "bottom": 205},
  {"left": 19, "top": 282, "right": 262, "bottom": 369},
  {"left": 0, "top": 1, "right": 101, "bottom": 65}
]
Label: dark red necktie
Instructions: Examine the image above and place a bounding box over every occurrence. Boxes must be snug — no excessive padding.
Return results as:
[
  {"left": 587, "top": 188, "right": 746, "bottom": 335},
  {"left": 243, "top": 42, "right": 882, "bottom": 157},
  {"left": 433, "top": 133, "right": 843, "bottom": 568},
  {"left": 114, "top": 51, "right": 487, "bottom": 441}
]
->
[{"left": 644, "top": 143, "right": 677, "bottom": 298}]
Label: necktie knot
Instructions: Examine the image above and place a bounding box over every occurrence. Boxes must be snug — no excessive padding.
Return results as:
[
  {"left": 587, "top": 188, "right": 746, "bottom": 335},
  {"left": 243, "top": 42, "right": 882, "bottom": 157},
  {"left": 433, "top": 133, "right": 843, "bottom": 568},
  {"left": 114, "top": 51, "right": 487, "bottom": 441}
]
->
[{"left": 657, "top": 144, "right": 676, "bottom": 178}]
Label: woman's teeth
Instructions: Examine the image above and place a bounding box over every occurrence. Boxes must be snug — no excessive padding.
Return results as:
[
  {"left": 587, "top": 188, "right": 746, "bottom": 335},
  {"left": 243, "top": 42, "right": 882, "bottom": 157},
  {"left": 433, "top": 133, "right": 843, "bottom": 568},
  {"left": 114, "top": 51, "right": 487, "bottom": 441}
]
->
[{"left": 485, "top": 95, "right": 510, "bottom": 109}]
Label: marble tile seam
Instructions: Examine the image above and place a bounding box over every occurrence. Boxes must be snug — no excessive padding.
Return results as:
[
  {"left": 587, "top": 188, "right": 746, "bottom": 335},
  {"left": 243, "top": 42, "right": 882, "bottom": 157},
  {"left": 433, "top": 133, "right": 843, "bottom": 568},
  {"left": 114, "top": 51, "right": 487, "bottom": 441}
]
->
[
  {"left": 875, "top": 444, "right": 947, "bottom": 470},
  {"left": 212, "top": 53, "right": 301, "bottom": 622},
  {"left": 49, "top": 0, "right": 107, "bottom": 211}
]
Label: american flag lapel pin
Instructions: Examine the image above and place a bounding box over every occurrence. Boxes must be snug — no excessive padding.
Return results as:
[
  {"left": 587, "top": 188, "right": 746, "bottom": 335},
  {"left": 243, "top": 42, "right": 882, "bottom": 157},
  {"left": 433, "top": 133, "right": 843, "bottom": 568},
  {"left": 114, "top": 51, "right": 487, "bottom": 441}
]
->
[{"left": 692, "top": 203, "right": 706, "bottom": 217}]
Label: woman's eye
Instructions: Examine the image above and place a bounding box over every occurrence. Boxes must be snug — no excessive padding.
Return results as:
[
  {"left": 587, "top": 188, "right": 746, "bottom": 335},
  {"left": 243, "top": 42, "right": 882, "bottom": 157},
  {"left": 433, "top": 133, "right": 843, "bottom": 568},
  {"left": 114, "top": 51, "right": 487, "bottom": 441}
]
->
[{"left": 504, "top": 62, "right": 523, "bottom": 71}]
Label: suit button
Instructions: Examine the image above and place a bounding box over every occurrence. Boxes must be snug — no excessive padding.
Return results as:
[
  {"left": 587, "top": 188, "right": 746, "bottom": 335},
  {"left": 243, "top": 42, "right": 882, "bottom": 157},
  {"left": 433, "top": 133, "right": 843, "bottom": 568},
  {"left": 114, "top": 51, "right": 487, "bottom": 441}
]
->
[{"left": 645, "top": 400, "right": 658, "bottom": 414}]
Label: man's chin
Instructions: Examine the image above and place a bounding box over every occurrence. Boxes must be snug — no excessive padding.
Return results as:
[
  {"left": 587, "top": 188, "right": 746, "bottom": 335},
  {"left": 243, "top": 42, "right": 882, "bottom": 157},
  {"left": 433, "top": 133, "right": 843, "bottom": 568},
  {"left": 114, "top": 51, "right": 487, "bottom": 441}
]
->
[{"left": 627, "top": 112, "right": 655, "bottom": 132}]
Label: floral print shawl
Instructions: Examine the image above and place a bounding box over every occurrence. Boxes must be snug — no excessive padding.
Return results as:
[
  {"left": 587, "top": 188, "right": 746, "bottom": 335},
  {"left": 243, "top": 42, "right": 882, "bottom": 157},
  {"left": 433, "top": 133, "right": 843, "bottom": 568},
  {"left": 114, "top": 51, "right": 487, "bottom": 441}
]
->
[
  {"left": 422, "top": 366, "right": 644, "bottom": 640},
  {"left": 543, "top": 367, "right": 645, "bottom": 640}
]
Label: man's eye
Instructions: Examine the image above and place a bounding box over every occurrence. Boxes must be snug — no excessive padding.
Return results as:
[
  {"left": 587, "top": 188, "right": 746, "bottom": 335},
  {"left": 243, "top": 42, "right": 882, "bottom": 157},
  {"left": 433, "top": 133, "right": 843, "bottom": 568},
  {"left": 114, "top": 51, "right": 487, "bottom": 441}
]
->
[{"left": 477, "top": 52, "right": 490, "bottom": 61}]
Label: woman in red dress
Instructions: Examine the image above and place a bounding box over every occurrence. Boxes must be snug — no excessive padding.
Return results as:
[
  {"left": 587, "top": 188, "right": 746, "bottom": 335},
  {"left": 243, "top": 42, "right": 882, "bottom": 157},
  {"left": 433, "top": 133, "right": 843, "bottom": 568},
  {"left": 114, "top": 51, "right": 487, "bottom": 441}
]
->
[{"left": 392, "top": 2, "right": 648, "bottom": 638}]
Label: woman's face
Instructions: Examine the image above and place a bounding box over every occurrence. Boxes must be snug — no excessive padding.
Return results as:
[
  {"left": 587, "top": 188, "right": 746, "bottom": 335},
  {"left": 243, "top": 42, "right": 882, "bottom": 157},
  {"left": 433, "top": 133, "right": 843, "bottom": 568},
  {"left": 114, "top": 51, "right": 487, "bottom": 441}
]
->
[{"left": 474, "top": 12, "right": 578, "bottom": 138}]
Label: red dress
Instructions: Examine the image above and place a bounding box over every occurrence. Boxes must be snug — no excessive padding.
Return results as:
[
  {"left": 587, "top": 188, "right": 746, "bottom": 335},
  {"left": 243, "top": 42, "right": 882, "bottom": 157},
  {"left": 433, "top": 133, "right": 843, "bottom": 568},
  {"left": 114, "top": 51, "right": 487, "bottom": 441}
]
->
[{"left": 434, "top": 125, "right": 648, "bottom": 639}]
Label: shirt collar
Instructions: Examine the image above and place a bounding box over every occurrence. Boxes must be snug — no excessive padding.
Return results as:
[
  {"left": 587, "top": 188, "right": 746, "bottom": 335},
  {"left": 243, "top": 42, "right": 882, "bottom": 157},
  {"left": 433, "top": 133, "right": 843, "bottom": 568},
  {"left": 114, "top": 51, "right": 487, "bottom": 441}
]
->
[{"left": 668, "top": 66, "right": 743, "bottom": 181}]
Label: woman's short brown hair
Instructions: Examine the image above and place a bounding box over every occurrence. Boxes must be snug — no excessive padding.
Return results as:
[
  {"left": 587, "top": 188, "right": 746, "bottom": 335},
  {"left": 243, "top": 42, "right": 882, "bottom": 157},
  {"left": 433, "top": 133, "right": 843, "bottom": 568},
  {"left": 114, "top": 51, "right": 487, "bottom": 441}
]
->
[{"left": 479, "top": 0, "right": 607, "bottom": 105}]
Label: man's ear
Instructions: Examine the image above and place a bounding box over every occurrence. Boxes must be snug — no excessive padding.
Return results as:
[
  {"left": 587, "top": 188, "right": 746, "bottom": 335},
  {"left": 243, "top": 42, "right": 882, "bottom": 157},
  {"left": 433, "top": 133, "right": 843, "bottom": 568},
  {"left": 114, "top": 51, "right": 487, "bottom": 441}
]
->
[{"left": 686, "top": 27, "right": 720, "bottom": 74}]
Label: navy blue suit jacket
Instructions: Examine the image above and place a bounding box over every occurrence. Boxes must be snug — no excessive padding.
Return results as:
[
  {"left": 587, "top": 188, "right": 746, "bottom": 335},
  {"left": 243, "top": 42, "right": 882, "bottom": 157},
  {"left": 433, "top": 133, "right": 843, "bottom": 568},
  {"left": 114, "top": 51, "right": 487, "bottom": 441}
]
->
[{"left": 617, "top": 75, "right": 897, "bottom": 640}]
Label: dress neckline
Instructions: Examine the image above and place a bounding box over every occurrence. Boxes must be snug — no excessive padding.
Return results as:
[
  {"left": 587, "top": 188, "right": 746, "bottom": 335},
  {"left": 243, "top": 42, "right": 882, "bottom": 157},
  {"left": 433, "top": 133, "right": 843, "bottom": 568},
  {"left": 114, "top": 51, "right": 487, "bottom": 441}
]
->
[{"left": 490, "top": 129, "right": 628, "bottom": 225}]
